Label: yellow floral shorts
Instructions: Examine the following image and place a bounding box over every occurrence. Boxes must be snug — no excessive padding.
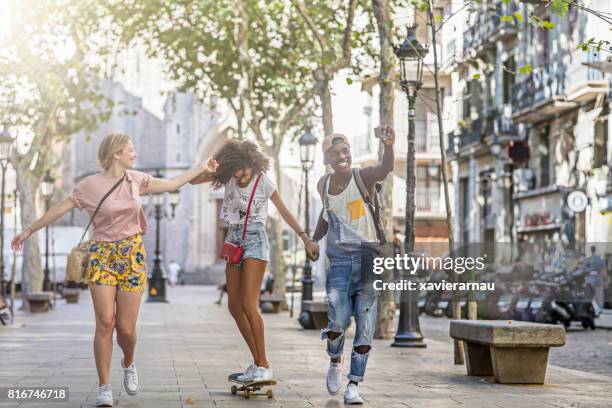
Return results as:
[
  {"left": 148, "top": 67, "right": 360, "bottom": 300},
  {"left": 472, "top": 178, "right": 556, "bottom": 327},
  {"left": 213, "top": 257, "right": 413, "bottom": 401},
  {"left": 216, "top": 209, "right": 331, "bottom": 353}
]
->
[{"left": 85, "top": 234, "right": 147, "bottom": 293}]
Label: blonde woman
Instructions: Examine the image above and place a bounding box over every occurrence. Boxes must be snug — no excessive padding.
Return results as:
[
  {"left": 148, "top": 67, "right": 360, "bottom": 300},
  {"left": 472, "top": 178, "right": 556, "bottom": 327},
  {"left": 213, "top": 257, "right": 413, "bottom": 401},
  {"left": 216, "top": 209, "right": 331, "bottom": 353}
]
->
[{"left": 11, "top": 133, "right": 210, "bottom": 407}]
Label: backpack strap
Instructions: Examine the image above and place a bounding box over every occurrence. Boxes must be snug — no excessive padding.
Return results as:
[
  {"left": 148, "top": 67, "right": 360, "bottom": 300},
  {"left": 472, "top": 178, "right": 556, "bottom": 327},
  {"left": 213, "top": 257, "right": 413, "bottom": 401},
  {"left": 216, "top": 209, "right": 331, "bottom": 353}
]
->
[
  {"left": 352, "top": 168, "right": 372, "bottom": 205},
  {"left": 317, "top": 174, "right": 331, "bottom": 208}
]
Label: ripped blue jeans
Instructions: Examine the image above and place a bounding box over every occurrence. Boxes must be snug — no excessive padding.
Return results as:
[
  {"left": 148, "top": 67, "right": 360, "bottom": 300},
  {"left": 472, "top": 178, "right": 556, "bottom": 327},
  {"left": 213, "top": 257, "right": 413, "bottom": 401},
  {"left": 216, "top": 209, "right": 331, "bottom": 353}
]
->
[{"left": 322, "top": 250, "right": 377, "bottom": 383}]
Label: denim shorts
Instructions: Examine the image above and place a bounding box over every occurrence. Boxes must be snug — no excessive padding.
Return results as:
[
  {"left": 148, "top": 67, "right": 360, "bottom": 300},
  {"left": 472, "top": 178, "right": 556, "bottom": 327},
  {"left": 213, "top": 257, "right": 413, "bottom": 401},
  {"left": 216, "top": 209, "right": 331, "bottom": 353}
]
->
[{"left": 224, "top": 222, "right": 270, "bottom": 263}]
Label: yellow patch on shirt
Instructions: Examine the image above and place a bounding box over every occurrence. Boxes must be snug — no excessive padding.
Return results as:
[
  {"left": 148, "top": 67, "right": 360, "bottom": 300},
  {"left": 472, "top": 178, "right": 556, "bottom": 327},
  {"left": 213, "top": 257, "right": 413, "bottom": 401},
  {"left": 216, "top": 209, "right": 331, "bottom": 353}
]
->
[{"left": 347, "top": 198, "right": 367, "bottom": 221}]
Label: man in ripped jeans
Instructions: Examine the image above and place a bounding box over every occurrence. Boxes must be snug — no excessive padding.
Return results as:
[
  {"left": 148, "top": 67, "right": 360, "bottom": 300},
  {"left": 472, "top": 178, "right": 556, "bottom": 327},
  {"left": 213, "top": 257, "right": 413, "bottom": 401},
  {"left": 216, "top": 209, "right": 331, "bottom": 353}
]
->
[{"left": 311, "top": 129, "right": 394, "bottom": 404}]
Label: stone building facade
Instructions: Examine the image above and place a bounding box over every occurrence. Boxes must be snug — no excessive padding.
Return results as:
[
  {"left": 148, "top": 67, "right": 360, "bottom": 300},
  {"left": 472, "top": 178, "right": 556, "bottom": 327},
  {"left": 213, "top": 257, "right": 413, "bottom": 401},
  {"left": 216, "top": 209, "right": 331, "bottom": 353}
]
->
[{"left": 445, "top": 0, "right": 612, "bottom": 258}]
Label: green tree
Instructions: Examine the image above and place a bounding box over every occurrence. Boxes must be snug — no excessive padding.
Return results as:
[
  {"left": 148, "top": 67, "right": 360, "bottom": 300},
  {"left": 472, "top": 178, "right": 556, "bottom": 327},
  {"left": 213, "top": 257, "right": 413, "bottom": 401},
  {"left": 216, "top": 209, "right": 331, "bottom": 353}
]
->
[
  {"left": 0, "top": 0, "right": 111, "bottom": 296},
  {"left": 370, "top": 0, "right": 398, "bottom": 339},
  {"left": 90, "top": 0, "right": 320, "bottom": 300},
  {"left": 292, "top": 0, "right": 361, "bottom": 136}
]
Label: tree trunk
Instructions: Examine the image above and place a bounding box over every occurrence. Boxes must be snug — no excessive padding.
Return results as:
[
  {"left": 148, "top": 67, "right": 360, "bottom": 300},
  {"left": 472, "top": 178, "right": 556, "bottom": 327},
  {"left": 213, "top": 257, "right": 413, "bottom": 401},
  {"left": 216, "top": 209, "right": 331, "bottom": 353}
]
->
[
  {"left": 372, "top": 0, "right": 397, "bottom": 340},
  {"left": 17, "top": 161, "right": 43, "bottom": 294},
  {"left": 315, "top": 68, "right": 334, "bottom": 136},
  {"left": 270, "top": 158, "right": 287, "bottom": 308},
  {"left": 426, "top": 0, "right": 464, "bottom": 364}
]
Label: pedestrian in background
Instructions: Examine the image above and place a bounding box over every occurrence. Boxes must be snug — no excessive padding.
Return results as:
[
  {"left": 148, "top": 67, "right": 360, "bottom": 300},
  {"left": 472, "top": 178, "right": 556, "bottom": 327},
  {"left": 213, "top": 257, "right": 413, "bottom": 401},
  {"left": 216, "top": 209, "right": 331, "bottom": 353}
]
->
[
  {"left": 585, "top": 246, "right": 607, "bottom": 308},
  {"left": 190, "top": 139, "right": 319, "bottom": 383},
  {"left": 168, "top": 260, "right": 181, "bottom": 287},
  {"left": 11, "top": 133, "right": 210, "bottom": 407}
]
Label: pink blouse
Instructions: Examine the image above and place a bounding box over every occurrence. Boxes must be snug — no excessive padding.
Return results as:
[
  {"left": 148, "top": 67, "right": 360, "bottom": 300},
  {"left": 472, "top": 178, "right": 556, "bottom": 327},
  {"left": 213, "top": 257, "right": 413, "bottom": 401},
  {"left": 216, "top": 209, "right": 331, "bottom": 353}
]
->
[{"left": 69, "top": 170, "right": 152, "bottom": 242}]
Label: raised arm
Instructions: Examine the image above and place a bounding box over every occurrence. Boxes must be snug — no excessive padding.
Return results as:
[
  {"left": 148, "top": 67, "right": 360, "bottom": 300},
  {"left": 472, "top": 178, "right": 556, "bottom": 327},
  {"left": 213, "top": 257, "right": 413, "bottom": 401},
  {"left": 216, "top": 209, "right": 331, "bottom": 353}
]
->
[
  {"left": 11, "top": 197, "right": 76, "bottom": 252},
  {"left": 146, "top": 158, "right": 217, "bottom": 193},
  {"left": 359, "top": 127, "right": 395, "bottom": 187},
  {"left": 189, "top": 170, "right": 215, "bottom": 185}
]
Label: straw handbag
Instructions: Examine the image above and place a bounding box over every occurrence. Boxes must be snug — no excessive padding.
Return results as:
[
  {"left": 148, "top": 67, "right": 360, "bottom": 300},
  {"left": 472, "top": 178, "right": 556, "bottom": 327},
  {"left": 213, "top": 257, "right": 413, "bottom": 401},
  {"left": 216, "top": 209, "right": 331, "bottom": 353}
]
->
[{"left": 65, "top": 174, "right": 126, "bottom": 282}]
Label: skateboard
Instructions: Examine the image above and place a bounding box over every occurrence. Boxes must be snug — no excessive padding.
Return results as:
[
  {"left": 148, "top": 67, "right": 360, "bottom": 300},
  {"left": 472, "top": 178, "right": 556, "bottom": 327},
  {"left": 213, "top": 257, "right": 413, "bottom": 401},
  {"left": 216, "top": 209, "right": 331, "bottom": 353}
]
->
[{"left": 228, "top": 373, "right": 277, "bottom": 399}]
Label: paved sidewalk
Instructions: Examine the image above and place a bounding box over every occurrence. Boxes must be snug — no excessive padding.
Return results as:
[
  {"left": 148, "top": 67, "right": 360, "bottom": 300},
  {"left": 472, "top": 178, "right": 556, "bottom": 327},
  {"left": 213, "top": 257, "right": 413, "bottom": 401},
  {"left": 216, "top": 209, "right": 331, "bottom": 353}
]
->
[{"left": 1, "top": 286, "right": 611, "bottom": 408}]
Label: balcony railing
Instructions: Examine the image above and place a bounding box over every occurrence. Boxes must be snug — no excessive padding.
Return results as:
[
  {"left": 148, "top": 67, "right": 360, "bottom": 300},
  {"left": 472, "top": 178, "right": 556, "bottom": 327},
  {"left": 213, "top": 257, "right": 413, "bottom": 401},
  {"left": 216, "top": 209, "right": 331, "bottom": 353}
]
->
[
  {"left": 497, "top": 115, "right": 517, "bottom": 135},
  {"left": 397, "top": 119, "right": 441, "bottom": 155},
  {"left": 444, "top": 118, "right": 483, "bottom": 154},
  {"left": 511, "top": 68, "right": 565, "bottom": 112},
  {"left": 485, "top": 105, "right": 517, "bottom": 136},
  {"left": 416, "top": 186, "right": 443, "bottom": 213},
  {"left": 492, "top": 1, "right": 519, "bottom": 39},
  {"left": 566, "top": 56, "right": 606, "bottom": 83},
  {"left": 442, "top": 38, "right": 460, "bottom": 68},
  {"left": 416, "top": 119, "right": 441, "bottom": 153},
  {"left": 447, "top": 130, "right": 457, "bottom": 155},
  {"left": 463, "top": 11, "right": 497, "bottom": 53},
  {"left": 463, "top": 118, "right": 483, "bottom": 146}
]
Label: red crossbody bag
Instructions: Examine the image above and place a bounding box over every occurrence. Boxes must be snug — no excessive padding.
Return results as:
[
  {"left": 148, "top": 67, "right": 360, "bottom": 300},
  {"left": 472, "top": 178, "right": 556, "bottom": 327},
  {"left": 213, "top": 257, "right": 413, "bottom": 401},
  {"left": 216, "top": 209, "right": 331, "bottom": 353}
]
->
[{"left": 220, "top": 174, "right": 262, "bottom": 264}]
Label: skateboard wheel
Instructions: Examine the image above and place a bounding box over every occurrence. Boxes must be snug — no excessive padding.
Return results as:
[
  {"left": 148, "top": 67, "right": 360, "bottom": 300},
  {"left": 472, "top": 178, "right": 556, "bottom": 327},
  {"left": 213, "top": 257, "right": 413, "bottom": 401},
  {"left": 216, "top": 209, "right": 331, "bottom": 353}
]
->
[
  {"left": 231, "top": 385, "right": 237, "bottom": 394},
  {"left": 267, "top": 389, "right": 273, "bottom": 399}
]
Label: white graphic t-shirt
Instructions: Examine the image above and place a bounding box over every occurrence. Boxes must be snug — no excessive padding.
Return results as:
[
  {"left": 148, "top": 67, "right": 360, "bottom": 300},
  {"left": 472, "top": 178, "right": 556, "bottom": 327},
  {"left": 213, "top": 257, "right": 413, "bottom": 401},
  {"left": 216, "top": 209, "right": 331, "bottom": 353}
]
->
[{"left": 221, "top": 174, "right": 276, "bottom": 226}]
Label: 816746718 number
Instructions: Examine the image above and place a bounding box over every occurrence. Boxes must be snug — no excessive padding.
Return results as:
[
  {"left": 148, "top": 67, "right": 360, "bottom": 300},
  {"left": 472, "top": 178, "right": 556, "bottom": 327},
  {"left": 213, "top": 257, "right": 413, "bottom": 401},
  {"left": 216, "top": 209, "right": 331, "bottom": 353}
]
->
[{"left": 0, "top": 387, "right": 69, "bottom": 402}]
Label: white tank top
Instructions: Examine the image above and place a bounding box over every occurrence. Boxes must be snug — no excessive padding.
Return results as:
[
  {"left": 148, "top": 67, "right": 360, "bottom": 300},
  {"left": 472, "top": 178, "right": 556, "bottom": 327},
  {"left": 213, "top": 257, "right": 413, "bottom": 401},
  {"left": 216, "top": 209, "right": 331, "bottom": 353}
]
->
[{"left": 322, "top": 174, "right": 378, "bottom": 243}]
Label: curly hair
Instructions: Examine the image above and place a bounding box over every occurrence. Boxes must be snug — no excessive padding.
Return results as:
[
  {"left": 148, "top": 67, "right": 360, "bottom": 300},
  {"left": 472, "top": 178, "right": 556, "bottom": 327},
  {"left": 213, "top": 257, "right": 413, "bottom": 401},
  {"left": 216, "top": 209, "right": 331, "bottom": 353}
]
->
[{"left": 211, "top": 139, "right": 271, "bottom": 189}]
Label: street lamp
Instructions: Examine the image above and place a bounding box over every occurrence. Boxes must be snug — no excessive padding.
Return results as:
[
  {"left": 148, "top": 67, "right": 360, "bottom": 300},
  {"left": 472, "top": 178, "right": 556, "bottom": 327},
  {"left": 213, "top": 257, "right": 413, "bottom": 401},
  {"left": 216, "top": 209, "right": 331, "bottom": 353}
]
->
[
  {"left": 392, "top": 24, "right": 428, "bottom": 348},
  {"left": 297, "top": 127, "right": 317, "bottom": 329},
  {"left": 147, "top": 171, "right": 180, "bottom": 303},
  {"left": 40, "top": 170, "right": 55, "bottom": 292},
  {"left": 0, "top": 128, "right": 14, "bottom": 298},
  {"left": 168, "top": 190, "right": 180, "bottom": 218}
]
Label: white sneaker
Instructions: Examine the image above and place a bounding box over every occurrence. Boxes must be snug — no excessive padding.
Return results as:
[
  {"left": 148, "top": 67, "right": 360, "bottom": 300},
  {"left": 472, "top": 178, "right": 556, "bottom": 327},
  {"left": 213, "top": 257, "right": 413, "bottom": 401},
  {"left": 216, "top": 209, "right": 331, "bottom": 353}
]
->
[
  {"left": 253, "top": 366, "right": 273, "bottom": 382},
  {"left": 96, "top": 384, "right": 113, "bottom": 407},
  {"left": 326, "top": 359, "right": 342, "bottom": 395},
  {"left": 237, "top": 362, "right": 258, "bottom": 382},
  {"left": 121, "top": 359, "right": 139, "bottom": 396},
  {"left": 344, "top": 383, "right": 364, "bottom": 405}
]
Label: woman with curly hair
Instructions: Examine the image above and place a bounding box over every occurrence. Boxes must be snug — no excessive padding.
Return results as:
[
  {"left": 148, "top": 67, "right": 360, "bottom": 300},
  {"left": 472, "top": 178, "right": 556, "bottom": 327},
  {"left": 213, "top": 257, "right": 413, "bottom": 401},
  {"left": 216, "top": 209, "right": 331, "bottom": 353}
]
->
[
  {"left": 191, "top": 139, "right": 319, "bottom": 382},
  {"left": 12, "top": 133, "right": 210, "bottom": 407}
]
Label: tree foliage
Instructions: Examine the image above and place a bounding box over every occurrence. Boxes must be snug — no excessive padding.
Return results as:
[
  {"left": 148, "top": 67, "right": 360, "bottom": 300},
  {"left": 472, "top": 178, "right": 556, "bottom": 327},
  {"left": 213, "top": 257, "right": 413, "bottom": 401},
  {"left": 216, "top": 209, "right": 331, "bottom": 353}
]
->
[
  {"left": 88, "top": 0, "right": 320, "bottom": 152},
  {"left": 0, "top": 0, "right": 112, "bottom": 292},
  {"left": 0, "top": 0, "right": 111, "bottom": 165}
]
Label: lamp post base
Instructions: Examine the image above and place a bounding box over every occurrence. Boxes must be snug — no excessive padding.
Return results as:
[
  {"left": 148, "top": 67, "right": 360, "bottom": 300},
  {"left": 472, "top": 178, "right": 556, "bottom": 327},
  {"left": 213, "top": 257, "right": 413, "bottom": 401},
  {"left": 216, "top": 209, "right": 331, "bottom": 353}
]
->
[
  {"left": 391, "top": 331, "right": 427, "bottom": 348},
  {"left": 147, "top": 275, "right": 168, "bottom": 303},
  {"left": 392, "top": 291, "right": 426, "bottom": 348}
]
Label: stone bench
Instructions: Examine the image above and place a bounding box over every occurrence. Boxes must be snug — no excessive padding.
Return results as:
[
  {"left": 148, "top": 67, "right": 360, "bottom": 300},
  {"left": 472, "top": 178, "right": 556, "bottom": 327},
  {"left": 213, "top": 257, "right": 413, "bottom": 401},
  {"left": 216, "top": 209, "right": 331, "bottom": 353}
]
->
[
  {"left": 26, "top": 292, "right": 54, "bottom": 313},
  {"left": 302, "top": 301, "right": 328, "bottom": 330},
  {"left": 259, "top": 294, "right": 284, "bottom": 313},
  {"left": 450, "top": 320, "right": 565, "bottom": 384},
  {"left": 62, "top": 288, "right": 80, "bottom": 304}
]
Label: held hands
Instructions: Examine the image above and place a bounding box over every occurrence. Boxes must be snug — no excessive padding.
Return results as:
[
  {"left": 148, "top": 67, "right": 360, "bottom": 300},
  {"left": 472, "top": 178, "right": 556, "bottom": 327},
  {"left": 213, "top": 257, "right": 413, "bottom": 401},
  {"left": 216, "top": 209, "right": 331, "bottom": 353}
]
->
[
  {"left": 11, "top": 228, "right": 32, "bottom": 253},
  {"left": 375, "top": 126, "right": 395, "bottom": 146},
  {"left": 305, "top": 239, "right": 320, "bottom": 261}
]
